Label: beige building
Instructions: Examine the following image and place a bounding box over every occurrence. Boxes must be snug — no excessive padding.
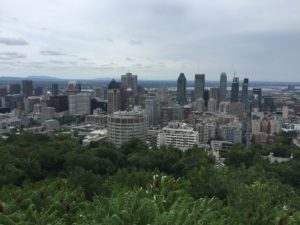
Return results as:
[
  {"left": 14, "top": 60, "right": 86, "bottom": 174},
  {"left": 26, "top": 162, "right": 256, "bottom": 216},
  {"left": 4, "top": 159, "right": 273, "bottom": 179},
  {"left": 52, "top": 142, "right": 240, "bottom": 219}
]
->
[{"left": 107, "top": 110, "right": 147, "bottom": 145}]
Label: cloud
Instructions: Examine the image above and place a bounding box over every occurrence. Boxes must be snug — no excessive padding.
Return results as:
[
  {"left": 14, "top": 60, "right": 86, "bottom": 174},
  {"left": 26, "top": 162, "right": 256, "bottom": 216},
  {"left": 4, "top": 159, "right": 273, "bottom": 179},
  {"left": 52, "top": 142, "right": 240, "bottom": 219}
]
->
[
  {"left": 0, "top": 37, "right": 29, "bottom": 45},
  {"left": 50, "top": 60, "right": 65, "bottom": 64},
  {"left": 129, "top": 39, "right": 143, "bottom": 45},
  {"left": 0, "top": 52, "right": 26, "bottom": 60},
  {"left": 40, "top": 50, "right": 66, "bottom": 56}
]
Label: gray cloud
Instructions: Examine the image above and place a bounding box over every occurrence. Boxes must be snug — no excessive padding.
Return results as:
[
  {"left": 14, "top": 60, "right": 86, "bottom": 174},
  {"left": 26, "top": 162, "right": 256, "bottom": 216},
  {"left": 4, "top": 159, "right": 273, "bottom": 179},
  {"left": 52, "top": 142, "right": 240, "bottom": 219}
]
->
[
  {"left": 129, "top": 39, "right": 143, "bottom": 45},
  {"left": 0, "top": 0, "right": 299, "bottom": 81},
  {"left": 0, "top": 52, "right": 26, "bottom": 60},
  {"left": 40, "top": 50, "right": 66, "bottom": 56},
  {"left": 50, "top": 60, "right": 65, "bottom": 64},
  {"left": 0, "top": 37, "right": 29, "bottom": 45}
]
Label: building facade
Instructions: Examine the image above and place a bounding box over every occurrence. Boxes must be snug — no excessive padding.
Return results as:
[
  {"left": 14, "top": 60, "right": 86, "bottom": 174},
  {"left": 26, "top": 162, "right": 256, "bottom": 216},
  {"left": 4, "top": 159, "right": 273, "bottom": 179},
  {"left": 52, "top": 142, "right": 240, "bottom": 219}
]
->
[{"left": 107, "top": 110, "right": 147, "bottom": 145}]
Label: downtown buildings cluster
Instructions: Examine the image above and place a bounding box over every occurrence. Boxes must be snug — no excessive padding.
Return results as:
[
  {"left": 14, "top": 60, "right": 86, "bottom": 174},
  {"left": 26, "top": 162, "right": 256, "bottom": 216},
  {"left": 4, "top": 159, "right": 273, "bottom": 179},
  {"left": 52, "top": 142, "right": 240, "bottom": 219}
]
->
[{"left": 0, "top": 73, "right": 300, "bottom": 155}]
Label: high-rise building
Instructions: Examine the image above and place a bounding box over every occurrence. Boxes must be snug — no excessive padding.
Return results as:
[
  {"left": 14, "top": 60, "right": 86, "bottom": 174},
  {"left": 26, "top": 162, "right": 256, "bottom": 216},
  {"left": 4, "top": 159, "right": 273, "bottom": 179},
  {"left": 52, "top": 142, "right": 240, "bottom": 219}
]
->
[
  {"left": 22, "top": 80, "right": 33, "bottom": 98},
  {"left": 194, "top": 74, "right": 205, "bottom": 100},
  {"left": 156, "top": 87, "right": 169, "bottom": 105},
  {"left": 252, "top": 88, "right": 262, "bottom": 111},
  {"left": 52, "top": 83, "right": 59, "bottom": 96},
  {"left": 49, "top": 95, "right": 69, "bottom": 112},
  {"left": 231, "top": 77, "right": 239, "bottom": 103},
  {"left": 121, "top": 72, "right": 138, "bottom": 96},
  {"left": 209, "top": 87, "right": 220, "bottom": 108},
  {"left": 263, "top": 96, "right": 275, "bottom": 112},
  {"left": 0, "top": 86, "right": 7, "bottom": 97},
  {"left": 9, "top": 83, "right": 21, "bottom": 94},
  {"left": 204, "top": 89, "right": 209, "bottom": 107},
  {"left": 145, "top": 97, "right": 160, "bottom": 126},
  {"left": 219, "top": 72, "right": 227, "bottom": 102},
  {"left": 107, "top": 110, "right": 147, "bottom": 146},
  {"left": 242, "top": 78, "right": 249, "bottom": 109},
  {"left": 177, "top": 73, "right": 187, "bottom": 105},
  {"left": 207, "top": 99, "right": 217, "bottom": 112},
  {"left": 65, "top": 81, "right": 81, "bottom": 95},
  {"left": 107, "top": 79, "right": 121, "bottom": 114},
  {"left": 34, "top": 87, "right": 43, "bottom": 96},
  {"left": 68, "top": 93, "right": 91, "bottom": 115}
]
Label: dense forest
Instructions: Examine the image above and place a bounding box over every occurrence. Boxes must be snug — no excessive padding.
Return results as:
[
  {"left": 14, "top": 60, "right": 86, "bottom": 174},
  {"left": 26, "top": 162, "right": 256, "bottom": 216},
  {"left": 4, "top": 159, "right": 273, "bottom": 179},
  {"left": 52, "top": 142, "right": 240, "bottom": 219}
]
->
[{"left": 1, "top": 132, "right": 300, "bottom": 224}]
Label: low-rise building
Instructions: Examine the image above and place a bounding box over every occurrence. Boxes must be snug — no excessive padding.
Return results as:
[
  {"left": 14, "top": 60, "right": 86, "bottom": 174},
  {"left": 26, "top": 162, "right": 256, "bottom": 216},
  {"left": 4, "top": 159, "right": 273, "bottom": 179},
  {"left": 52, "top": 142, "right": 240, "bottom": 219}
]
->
[{"left": 157, "top": 121, "right": 199, "bottom": 151}]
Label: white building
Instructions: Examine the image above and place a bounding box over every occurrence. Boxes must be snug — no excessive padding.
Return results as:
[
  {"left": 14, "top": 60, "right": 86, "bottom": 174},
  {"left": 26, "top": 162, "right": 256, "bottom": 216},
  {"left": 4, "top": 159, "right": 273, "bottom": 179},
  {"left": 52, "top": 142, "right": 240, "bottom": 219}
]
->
[
  {"left": 157, "top": 122, "right": 199, "bottom": 151},
  {"left": 68, "top": 93, "right": 91, "bottom": 116},
  {"left": 107, "top": 110, "right": 147, "bottom": 146}
]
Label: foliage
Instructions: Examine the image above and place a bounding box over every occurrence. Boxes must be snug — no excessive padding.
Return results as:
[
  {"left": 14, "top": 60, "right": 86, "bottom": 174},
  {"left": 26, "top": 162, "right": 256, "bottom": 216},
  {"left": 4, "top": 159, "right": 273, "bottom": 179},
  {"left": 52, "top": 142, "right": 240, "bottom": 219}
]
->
[{"left": 1, "top": 133, "right": 300, "bottom": 223}]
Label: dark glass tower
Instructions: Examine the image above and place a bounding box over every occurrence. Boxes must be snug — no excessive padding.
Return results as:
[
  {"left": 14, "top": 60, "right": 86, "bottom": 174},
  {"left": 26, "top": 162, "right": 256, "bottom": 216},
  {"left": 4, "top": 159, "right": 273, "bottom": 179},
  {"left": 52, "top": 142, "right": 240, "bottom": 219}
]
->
[
  {"left": 22, "top": 80, "right": 33, "bottom": 98},
  {"left": 231, "top": 77, "right": 239, "bottom": 103},
  {"left": 177, "top": 73, "right": 187, "bottom": 105},
  {"left": 242, "top": 78, "right": 249, "bottom": 109},
  {"left": 52, "top": 83, "right": 59, "bottom": 96},
  {"left": 219, "top": 72, "right": 227, "bottom": 102},
  {"left": 194, "top": 74, "right": 205, "bottom": 101}
]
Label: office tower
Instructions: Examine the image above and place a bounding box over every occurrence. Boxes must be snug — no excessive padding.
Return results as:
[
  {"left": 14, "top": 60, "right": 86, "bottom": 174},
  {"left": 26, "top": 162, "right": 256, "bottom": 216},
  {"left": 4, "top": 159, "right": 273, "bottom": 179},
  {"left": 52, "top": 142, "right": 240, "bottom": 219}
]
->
[
  {"left": 68, "top": 93, "right": 91, "bottom": 115},
  {"left": 9, "top": 83, "right": 21, "bottom": 94},
  {"left": 209, "top": 87, "right": 220, "bottom": 108},
  {"left": 242, "top": 78, "right": 249, "bottom": 109},
  {"left": 194, "top": 98, "right": 204, "bottom": 112},
  {"left": 65, "top": 81, "right": 81, "bottom": 95},
  {"left": 156, "top": 87, "right": 169, "bottom": 104},
  {"left": 157, "top": 122, "right": 199, "bottom": 151},
  {"left": 0, "top": 86, "right": 7, "bottom": 97},
  {"left": 107, "top": 110, "right": 147, "bottom": 146},
  {"left": 252, "top": 88, "right": 262, "bottom": 111},
  {"left": 194, "top": 74, "right": 205, "bottom": 100},
  {"left": 121, "top": 72, "right": 138, "bottom": 96},
  {"left": 49, "top": 95, "right": 69, "bottom": 112},
  {"left": 107, "top": 79, "right": 121, "bottom": 114},
  {"left": 121, "top": 86, "right": 135, "bottom": 110},
  {"left": 219, "top": 72, "right": 227, "bottom": 102},
  {"left": 207, "top": 99, "right": 217, "bottom": 112},
  {"left": 22, "top": 80, "right": 33, "bottom": 97},
  {"left": 34, "top": 87, "right": 43, "bottom": 96},
  {"left": 52, "top": 83, "right": 59, "bottom": 96},
  {"left": 177, "top": 73, "right": 187, "bottom": 105},
  {"left": 231, "top": 77, "right": 239, "bottom": 103},
  {"left": 263, "top": 96, "right": 275, "bottom": 112},
  {"left": 145, "top": 97, "right": 160, "bottom": 126},
  {"left": 204, "top": 89, "right": 209, "bottom": 107}
]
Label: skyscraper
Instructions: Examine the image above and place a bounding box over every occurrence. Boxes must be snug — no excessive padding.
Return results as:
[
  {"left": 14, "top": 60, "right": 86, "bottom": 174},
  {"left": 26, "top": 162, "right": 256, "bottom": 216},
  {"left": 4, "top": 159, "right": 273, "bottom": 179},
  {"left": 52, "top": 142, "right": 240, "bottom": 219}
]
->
[
  {"left": 194, "top": 74, "right": 205, "bottom": 100},
  {"left": 242, "top": 78, "right": 249, "bottom": 109},
  {"left": 219, "top": 72, "right": 227, "bottom": 102},
  {"left": 121, "top": 72, "right": 138, "bottom": 96},
  {"left": 177, "top": 73, "right": 187, "bottom": 105},
  {"left": 231, "top": 77, "right": 239, "bottom": 103},
  {"left": 9, "top": 83, "right": 21, "bottom": 94},
  {"left": 107, "top": 79, "right": 121, "bottom": 114},
  {"left": 252, "top": 88, "right": 262, "bottom": 111},
  {"left": 52, "top": 83, "right": 59, "bottom": 96},
  {"left": 22, "top": 80, "right": 33, "bottom": 98}
]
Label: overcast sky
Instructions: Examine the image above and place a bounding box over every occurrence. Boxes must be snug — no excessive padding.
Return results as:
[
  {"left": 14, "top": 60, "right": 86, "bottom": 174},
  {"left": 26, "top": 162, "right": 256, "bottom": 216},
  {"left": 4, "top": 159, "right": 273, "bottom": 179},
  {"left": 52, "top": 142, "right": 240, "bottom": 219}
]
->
[{"left": 0, "top": 0, "right": 299, "bottom": 81}]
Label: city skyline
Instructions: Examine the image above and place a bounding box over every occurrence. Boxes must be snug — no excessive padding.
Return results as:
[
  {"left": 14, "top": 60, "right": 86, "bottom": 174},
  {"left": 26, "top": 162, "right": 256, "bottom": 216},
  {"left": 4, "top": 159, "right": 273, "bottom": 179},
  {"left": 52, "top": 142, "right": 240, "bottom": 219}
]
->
[{"left": 0, "top": 0, "right": 299, "bottom": 81}]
